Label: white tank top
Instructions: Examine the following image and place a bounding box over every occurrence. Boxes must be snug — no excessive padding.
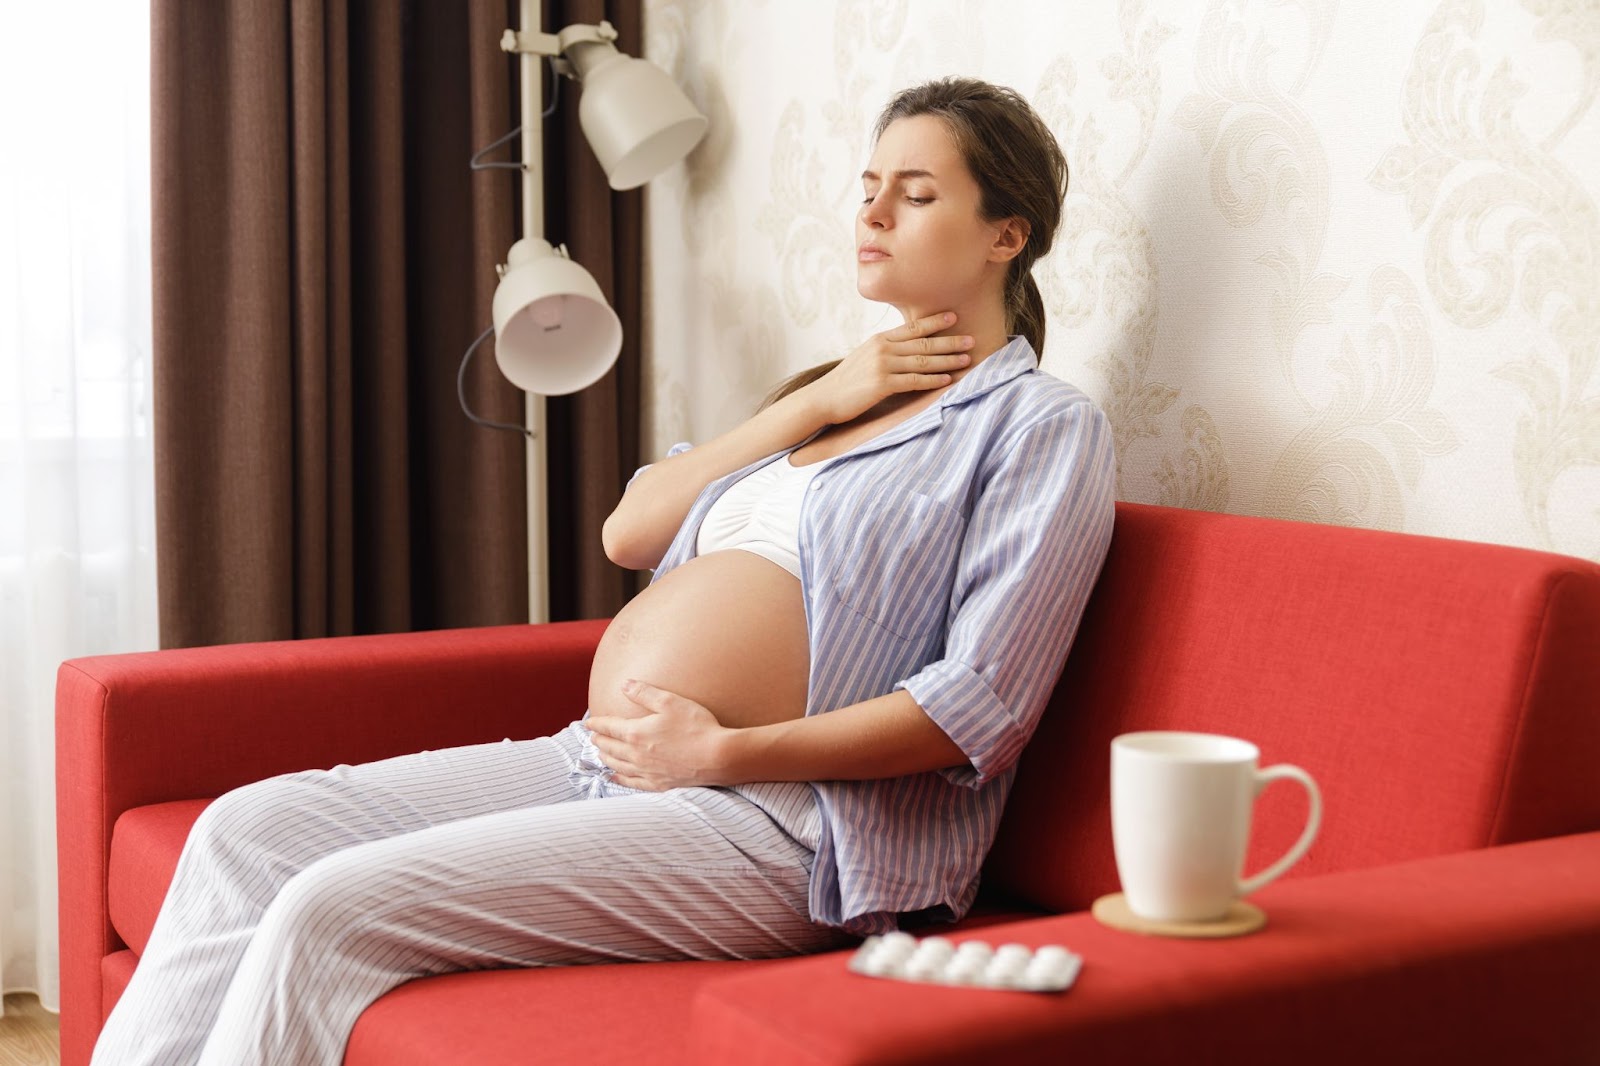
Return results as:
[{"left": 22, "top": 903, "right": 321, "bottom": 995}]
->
[{"left": 695, "top": 454, "right": 830, "bottom": 578}]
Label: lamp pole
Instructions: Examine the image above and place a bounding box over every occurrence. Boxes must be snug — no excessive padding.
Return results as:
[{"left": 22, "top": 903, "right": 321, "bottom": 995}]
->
[
  {"left": 517, "top": 0, "right": 550, "bottom": 625},
  {"left": 495, "top": 13, "right": 703, "bottom": 624}
]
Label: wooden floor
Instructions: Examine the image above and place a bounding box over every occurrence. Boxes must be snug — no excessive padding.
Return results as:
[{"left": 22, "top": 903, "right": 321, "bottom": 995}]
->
[{"left": 0, "top": 996, "right": 59, "bottom": 1066}]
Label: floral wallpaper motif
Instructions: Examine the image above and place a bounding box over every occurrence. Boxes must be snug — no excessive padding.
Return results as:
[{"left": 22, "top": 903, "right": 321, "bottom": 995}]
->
[
  {"left": 640, "top": 0, "right": 1599, "bottom": 560},
  {"left": 1372, "top": 0, "right": 1598, "bottom": 557},
  {"left": 1178, "top": 0, "right": 1459, "bottom": 530},
  {"left": 1039, "top": 1, "right": 1232, "bottom": 511}
]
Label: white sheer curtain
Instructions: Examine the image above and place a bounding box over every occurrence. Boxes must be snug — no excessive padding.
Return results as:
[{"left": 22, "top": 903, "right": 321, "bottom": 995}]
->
[{"left": 0, "top": 1, "right": 155, "bottom": 1013}]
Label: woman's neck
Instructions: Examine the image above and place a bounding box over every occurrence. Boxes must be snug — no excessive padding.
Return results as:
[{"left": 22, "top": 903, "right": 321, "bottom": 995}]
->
[{"left": 897, "top": 296, "right": 1011, "bottom": 370}]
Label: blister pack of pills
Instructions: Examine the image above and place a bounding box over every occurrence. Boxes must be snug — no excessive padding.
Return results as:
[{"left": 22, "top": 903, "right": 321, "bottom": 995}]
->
[{"left": 847, "top": 931, "right": 1082, "bottom": 992}]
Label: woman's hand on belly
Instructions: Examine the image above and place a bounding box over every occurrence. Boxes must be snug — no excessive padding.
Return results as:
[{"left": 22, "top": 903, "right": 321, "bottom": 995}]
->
[{"left": 585, "top": 680, "right": 735, "bottom": 791}]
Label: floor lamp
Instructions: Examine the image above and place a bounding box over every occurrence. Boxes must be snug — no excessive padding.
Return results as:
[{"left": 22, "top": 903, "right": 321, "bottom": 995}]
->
[{"left": 493, "top": 4, "right": 706, "bottom": 623}]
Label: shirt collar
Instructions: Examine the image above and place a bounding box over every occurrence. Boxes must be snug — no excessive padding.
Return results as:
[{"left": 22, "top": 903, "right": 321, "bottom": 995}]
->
[{"left": 938, "top": 334, "right": 1038, "bottom": 410}]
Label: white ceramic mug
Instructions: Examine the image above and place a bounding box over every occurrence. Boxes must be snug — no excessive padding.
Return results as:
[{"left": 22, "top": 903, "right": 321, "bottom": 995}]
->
[{"left": 1111, "top": 732, "right": 1323, "bottom": 923}]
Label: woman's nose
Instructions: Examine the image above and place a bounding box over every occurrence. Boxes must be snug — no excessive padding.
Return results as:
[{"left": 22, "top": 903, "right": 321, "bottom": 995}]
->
[{"left": 861, "top": 194, "right": 891, "bottom": 229}]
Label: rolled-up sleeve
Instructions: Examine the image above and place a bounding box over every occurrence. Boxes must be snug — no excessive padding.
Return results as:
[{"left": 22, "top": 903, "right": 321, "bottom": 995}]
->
[
  {"left": 626, "top": 440, "right": 694, "bottom": 492},
  {"left": 897, "top": 402, "right": 1116, "bottom": 788}
]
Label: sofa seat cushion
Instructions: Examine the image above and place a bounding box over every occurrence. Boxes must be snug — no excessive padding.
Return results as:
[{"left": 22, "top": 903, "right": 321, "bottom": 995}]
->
[
  {"left": 101, "top": 950, "right": 137, "bottom": 1024},
  {"left": 108, "top": 799, "right": 213, "bottom": 956},
  {"left": 343, "top": 899, "right": 1038, "bottom": 1065},
  {"left": 100, "top": 945, "right": 806, "bottom": 1064},
  {"left": 347, "top": 958, "right": 799, "bottom": 1065},
  {"left": 104, "top": 796, "right": 1039, "bottom": 1058}
]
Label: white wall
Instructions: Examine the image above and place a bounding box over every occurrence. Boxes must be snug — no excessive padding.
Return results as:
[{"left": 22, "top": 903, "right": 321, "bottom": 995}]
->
[{"left": 641, "top": 0, "right": 1599, "bottom": 561}]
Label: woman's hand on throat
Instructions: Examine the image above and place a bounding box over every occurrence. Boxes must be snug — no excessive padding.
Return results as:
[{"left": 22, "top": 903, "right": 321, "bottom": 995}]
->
[
  {"left": 805, "top": 311, "right": 973, "bottom": 425},
  {"left": 584, "top": 680, "right": 733, "bottom": 791}
]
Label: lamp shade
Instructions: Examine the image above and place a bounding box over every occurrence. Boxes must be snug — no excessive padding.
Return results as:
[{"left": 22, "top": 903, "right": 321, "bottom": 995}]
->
[
  {"left": 492, "top": 238, "right": 622, "bottom": 395},
  {"left": 573, "top": 45, "right": 708, "bottom": 190}
]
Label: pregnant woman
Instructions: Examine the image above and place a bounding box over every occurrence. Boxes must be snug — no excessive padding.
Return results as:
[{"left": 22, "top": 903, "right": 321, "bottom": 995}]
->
[{"left": 92, "top": 77, "right": 1116, "bottom": 1066}]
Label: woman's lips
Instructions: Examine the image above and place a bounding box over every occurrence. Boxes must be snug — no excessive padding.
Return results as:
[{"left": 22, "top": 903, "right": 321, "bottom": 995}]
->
[{"left": 858, "top": 245, "right": 890, "bottom": 262}]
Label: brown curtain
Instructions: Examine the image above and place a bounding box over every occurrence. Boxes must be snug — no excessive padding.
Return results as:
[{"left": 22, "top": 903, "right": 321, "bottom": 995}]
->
[{"left": 152, "top": 0, "right": 643, "bottom": 647}]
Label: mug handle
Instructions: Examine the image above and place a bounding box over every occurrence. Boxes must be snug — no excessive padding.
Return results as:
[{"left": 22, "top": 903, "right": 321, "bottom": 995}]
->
[{"left": 1237, "top": 763, "right": 1323, "bottom": 897}]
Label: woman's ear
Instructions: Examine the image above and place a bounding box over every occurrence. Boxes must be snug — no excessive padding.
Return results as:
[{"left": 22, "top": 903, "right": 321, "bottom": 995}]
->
[{"left": 989, "top": 217, "right": 1030, "bottom": 263}]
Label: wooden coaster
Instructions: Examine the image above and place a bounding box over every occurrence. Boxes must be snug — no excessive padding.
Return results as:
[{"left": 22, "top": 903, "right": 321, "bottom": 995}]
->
[{"left": 1091, "top": 893, "right": 1267, "bottom": 938}]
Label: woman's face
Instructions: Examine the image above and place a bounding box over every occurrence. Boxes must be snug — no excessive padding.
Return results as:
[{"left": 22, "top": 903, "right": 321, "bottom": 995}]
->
[{"left": 856, "top": 115, "right": 1008, "bottom": 313}]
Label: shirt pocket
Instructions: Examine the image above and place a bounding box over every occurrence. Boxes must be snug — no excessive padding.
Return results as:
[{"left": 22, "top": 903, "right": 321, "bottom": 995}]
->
[{"left": 828, "top": 486, "right": 965, "bottom": 641}]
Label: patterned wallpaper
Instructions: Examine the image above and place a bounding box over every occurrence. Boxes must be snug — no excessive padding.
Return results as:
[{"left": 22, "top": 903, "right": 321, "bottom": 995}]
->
[{"left": 639, "top": 0, "right": 1599, "bottom": 561}]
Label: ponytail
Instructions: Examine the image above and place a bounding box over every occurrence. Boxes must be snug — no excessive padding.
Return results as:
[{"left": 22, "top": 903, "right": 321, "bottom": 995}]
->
[{"left": 1010, "top": 269, "right": 1046, "bottom": 359}]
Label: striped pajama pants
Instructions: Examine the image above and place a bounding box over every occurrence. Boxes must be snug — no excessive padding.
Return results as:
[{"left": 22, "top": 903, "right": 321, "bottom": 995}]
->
[{"left": 90, "top": 719, "right": 851, "bottom": 1066}]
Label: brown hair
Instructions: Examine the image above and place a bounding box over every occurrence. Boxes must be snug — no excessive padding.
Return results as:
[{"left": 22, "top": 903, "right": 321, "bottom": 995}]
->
[{"left": 761, "top": 77, "right": 1068, "bottom": 411}]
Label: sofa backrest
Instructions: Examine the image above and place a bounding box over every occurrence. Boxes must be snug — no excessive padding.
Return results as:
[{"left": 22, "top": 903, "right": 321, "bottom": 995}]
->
[{"left": 983, "top": 502, "right": 1600, "bottom": 915}]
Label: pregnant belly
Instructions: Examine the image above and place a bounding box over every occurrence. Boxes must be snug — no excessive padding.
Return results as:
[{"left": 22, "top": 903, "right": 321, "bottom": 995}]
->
[{"left": 587, "top": 550, "right": 811, "bottom": 729}]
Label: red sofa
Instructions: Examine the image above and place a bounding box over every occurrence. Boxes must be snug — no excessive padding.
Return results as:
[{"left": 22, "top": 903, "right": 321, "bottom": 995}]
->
[{"left": 57, "top": 502, "right": 1600, "bottom": 1065}]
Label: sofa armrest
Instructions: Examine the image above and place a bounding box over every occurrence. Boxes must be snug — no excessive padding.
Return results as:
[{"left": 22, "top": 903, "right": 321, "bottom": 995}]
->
[
  {"left": 690, "top": 831, "right": 1600, "bottom": 1066},
  {"left": 57, "top": 620, "right": 608, "bottom": 812},
  {"left": 56, "top": 619, "right": 606, "bottom": 1066}
]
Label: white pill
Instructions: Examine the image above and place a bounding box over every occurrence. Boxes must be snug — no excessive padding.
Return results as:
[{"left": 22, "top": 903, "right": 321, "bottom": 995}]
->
[
  {"left": 906, "top": 957, "right": 944, "bottom": 982},
  {"left": 944, "top": 959, "right": 986, "bottom": 985},
  {"left": 877, "top": 932, "right": 916, "bottom": 957},
  {"left": 982, "top": 961, "right": 1025, "bottom": 989},
  {"left": 1019, "top": 971, "right": 1063, "bottom": 992},
  {"left": 988, "top": 952, "right": 1028, "bottom": 973},
  {"left": 849, "top": 948, "right": 881, "bottom": 974},
  {"left": 1024, "top": 952, "right": 1062, "bottom": 973},
  {"left": 956, "top": 957, "right": 980, "bottom": 972},
  {"left": 954, "top": 941, "right": 994, "bottom": 961},
  {"left": 1057, "top": 954, "right": 1083, "bottom": 986},
  {"left": 995, "top": 943, "right": 1033, "bottom": 966},
  {"left": 866, "top": 954, "right": 907, "bottom": 978},
  {"left": 916, "top": 936, "right": 955, "bottom": 958},
  {"left": 1032, "top": 945, "right": 1072, "bottom": 968}
]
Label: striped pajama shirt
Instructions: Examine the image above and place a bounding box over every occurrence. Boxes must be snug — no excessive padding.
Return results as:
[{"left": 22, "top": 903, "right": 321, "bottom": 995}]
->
[
  {"left": 645, "top": 335, "right": 1116, "bottom": 933},
  {"left": 92, "top": 334, "right": 1115, "bottom": 1064}
]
